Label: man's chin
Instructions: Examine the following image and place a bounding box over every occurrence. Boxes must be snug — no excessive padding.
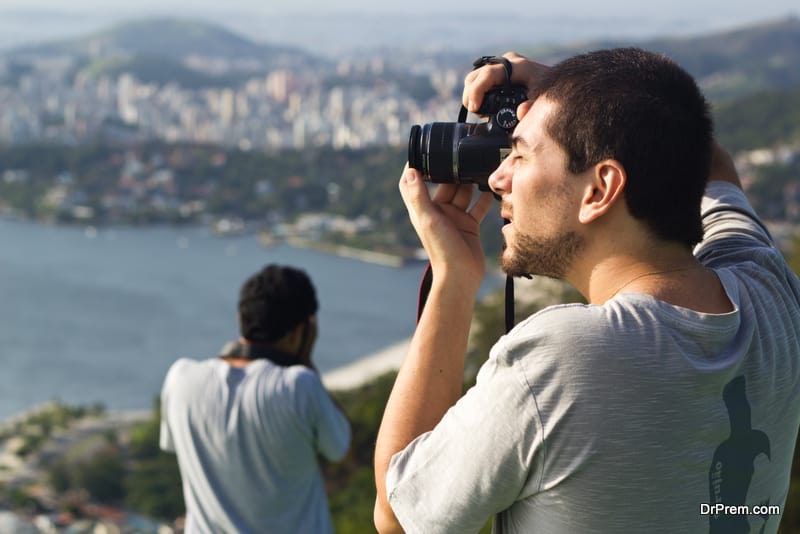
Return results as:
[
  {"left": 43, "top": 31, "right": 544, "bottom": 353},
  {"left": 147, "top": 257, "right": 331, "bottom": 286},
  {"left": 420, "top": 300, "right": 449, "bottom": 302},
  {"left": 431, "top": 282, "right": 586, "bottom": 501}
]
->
[{"left": 499, "top": 249, "right": 530, "bottom": 278}]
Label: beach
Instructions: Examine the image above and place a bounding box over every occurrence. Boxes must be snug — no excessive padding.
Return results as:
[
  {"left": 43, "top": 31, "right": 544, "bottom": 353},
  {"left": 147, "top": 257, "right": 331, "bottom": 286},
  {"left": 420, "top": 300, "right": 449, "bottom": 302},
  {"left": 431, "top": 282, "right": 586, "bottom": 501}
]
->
[{"left": 322, "top": 338, "right": 409, "bottom": 390}]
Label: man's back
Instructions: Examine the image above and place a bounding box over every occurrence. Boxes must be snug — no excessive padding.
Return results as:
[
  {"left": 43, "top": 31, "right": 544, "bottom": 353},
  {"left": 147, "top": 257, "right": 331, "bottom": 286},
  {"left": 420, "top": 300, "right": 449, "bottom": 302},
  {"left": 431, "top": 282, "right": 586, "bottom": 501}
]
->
[
  {"left": 160, "top": 357, "right": 350, "bottom": 533},
  {"left": 384, "top": 182, "right": 800, "bottom": 533}
]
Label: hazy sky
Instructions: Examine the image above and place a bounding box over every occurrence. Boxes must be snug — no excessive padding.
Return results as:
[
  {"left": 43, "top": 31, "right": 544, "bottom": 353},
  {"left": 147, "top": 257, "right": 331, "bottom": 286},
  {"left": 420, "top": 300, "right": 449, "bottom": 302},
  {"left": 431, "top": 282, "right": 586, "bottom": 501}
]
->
[
  {"left": 1, "top": 0, "right": 798, "bottom": 53},
  {"left": 2, "top": 0, "right": 798, "bottom": 19}
]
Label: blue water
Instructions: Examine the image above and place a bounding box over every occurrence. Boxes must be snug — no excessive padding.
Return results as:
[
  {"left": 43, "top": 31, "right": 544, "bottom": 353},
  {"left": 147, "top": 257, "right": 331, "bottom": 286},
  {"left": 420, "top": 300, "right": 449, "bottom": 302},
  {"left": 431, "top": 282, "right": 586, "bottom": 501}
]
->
[{"left": 0, "top": 220, "right": 475, "bottom": 418}]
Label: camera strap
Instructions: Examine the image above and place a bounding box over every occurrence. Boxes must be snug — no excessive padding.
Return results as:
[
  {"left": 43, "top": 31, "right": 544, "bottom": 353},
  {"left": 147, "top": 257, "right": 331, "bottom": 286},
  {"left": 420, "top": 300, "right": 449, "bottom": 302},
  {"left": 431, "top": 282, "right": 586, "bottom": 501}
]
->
[
  {"left": 417, "top": 264, "right": 516, "bottom": 334},
  {"left": 472, "top": 56, "right": 513, "bottom": 85}
]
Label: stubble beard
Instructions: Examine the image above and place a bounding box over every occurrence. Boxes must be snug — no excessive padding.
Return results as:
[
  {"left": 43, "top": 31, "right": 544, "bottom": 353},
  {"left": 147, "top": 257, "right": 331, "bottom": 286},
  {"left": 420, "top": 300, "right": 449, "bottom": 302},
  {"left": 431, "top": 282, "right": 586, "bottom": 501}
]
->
[{"left": 500, "top": 230, "right": 584, "bottom": 279}]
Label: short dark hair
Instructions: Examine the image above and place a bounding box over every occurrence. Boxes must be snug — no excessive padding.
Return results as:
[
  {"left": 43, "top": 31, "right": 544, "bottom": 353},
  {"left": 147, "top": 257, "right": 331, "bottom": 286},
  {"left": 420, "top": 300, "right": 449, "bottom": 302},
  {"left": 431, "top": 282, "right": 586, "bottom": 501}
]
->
[
  {"left": 531, "top": 47, "right": 713, "bottom": 247},
  {"left": 238, "top": 264, "right": 318, "bottom": 343}
]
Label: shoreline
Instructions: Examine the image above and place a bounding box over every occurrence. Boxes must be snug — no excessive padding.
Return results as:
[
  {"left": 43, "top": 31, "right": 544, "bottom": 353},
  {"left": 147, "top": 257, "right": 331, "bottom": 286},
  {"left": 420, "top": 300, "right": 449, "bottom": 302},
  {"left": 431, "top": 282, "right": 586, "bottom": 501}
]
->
[
  {"left": 285, "top": 236, "right": 426, "bottom": 269},
  {"left": 322, "top": 338, "right": 409, "bottom": 391}
]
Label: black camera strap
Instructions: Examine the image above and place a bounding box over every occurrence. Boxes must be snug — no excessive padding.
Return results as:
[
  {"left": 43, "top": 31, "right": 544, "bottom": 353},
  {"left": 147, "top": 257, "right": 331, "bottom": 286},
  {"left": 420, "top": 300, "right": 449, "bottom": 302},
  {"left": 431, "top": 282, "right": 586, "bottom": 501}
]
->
[
  {"left": 417, "top": 265, "right": 516, "bottom": 333},
  {"left": 473, "top": 56, "right": 513, "bottom": 84}
]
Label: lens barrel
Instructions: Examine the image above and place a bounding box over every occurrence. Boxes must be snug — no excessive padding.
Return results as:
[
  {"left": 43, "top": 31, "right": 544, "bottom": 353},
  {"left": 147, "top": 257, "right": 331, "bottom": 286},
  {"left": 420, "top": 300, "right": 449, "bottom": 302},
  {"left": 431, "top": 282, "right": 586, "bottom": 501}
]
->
[
  {"left": 408, "top": 123, "right": 464, "bottom": 183},
  {"left": 407, "top": 122, "right": 509, "bottom": 187}
]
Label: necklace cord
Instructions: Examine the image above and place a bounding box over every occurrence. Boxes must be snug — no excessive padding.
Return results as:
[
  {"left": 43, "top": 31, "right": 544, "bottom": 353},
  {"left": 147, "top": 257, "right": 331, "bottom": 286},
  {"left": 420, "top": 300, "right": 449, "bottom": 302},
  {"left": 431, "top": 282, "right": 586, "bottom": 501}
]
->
[{"left": 609, "top": 266, "right": 701, "bottom": 300}]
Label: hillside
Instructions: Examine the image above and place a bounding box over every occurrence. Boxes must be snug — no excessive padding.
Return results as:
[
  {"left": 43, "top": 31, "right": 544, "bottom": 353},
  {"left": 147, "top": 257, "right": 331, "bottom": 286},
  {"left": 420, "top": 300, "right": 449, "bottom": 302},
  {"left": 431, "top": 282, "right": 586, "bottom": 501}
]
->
[
  {"left": 82, "top": 53, "right": 247, "bottom": 89},
  {"left": 518, "top": 16, "right": 800, "bottom": 102},
  {"left": 714, "top": 85, "right": 800, "bottom": 152}
]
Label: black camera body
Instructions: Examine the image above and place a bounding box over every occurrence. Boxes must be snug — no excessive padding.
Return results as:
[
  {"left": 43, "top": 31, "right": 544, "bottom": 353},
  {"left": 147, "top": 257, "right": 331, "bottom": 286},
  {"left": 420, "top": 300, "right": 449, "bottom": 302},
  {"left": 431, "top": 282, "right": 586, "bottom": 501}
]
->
[{"left": 408, "top": 84, "right": 528, "bottom": 189}]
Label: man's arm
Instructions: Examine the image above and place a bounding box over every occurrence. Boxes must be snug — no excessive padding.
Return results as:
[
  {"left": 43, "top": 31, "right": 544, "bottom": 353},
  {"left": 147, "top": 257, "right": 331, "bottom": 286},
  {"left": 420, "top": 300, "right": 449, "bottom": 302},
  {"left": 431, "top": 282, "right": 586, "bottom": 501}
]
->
[
  {"left": 709, "top": 141, "right": 742, "bottom": 188},
  {"left": 695, "top": 140, "right": 777, "bottom": 262},
  {"left": 309, "top": 375, "right": 352, "bottom": 462},
  {"left": 373, "top": 167, "right": 493, "bottom": 532}
]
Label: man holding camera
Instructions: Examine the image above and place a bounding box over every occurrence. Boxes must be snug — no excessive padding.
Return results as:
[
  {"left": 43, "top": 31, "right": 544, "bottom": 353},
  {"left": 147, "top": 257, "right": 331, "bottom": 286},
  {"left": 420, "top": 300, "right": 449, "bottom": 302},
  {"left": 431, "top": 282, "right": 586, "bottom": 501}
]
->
[
  {"left": 160, "top": 264, "right": 351, "bottom": 533},
  {"left": 374, "top": 49, "right": 800, "bottom": 533}
]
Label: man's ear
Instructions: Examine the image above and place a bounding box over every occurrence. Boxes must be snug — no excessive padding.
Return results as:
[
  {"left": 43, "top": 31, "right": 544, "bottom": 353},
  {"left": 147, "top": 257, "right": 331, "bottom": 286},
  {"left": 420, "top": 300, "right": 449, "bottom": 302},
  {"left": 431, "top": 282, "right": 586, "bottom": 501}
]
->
[{"left": 578, "top": 160, "right": 626, "bottom": 224}]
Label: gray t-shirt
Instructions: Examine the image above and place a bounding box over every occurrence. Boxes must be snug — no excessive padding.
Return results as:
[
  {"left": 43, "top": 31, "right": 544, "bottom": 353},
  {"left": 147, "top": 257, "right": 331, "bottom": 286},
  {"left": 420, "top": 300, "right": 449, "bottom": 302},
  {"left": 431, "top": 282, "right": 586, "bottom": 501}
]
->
[
  {"left": 160, "top": 356, "right": 351, "bottom": 533},
  {"left": 386, "top": 181, "right": 800, "bottom": 533}
]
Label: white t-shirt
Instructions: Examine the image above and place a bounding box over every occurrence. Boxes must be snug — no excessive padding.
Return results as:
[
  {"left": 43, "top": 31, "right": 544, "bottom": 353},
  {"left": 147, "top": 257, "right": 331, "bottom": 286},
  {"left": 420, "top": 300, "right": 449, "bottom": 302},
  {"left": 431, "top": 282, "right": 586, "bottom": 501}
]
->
[
  {"left": 160, "top": 357, "right": 350, "bottom": 533},
  {"left": 386, "top": 181, "right": 800, "bottom": 533}
]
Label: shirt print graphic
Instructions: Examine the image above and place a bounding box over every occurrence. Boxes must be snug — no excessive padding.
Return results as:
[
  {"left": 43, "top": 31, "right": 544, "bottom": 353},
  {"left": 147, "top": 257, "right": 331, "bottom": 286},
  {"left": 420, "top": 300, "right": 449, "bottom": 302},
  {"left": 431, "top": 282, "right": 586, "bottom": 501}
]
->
[{"left": 708, "top": 375, "right": 772, "bottom": 534}]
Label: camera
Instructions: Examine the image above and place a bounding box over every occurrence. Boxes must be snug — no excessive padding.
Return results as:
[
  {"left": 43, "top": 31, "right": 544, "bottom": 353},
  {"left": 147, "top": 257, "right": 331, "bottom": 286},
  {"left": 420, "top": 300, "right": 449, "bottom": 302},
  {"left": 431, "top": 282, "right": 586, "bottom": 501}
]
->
[{"left": 408, "top": 84, "right": 528, "bottom": 189}]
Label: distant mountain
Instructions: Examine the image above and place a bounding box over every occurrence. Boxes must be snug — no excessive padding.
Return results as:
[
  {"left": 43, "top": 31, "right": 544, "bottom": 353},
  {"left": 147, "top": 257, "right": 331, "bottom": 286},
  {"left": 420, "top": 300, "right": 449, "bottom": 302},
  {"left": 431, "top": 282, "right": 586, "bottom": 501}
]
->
[
  {"left": 4, "top": 15, "right": 799, "bottom": 101},
  {"left": 645, "top": 17, "right": 800, "bottom": 100},
  {"left": 10, "top": 18, "right": 328, "bottom": 70},
  {"left": 516, "top": 16, "right": 800, "bottom": 102},
  {"left": 82, "top": 53, "right": 247, "bottom": 90}
]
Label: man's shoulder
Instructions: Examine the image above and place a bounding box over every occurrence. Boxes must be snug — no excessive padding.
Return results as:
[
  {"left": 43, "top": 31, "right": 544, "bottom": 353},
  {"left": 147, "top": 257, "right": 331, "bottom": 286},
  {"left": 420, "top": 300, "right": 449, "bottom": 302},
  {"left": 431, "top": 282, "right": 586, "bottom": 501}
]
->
[
  {"left": 163, "top": 357, "right": 217, "bottom": 386},
  {"left": 515, "top": 302, "right": 605, "bottom": 334},
  {"left": 492, "top": 301, "right": 643, "bottom": 371},
  {"left": 166, "top": 356, "right": 213, "bottom": 372},
  {"left": 492, "top": 303, "right": 606, "bottom": 360}
]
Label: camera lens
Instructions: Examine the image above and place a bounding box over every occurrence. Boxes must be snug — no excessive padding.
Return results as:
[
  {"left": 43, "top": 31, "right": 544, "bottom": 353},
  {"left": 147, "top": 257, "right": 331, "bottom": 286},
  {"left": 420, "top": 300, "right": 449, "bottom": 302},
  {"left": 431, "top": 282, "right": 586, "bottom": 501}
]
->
[
  {"left": 408, "top": 123, "right": 466, "bottom": 183},
  {"left": 408, "top": 125, "right": 423, "bottom": 170},
  {"left": 407, "top": 122, "right": 508, "bottom": 187}
]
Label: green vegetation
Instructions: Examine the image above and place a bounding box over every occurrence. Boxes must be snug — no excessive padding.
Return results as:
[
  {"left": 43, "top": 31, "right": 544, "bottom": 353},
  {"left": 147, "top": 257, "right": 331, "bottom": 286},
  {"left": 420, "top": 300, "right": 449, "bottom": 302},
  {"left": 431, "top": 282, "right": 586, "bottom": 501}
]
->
[
  {"left": 124, "top": 410, "right": 185, "bottom": 518},
  {"left": 0, "top": 142, "right": 419, "bottom": 251},
  {"left": 714, "top": 86, "right": 800, "bottom": 153},
  {"left": 0, "top": 402, "right": 105, "bottom": 458}
]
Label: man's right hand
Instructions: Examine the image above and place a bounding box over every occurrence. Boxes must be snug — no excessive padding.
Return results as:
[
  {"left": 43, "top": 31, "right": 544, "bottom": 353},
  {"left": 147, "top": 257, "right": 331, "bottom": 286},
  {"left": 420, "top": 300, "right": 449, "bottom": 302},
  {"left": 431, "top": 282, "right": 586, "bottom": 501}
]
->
[
  {"left": 462, "top": 51, "right": 550, "bottom": 116},
  {"left": 398, "top": 165, "right": 493, "bottom": 297}
]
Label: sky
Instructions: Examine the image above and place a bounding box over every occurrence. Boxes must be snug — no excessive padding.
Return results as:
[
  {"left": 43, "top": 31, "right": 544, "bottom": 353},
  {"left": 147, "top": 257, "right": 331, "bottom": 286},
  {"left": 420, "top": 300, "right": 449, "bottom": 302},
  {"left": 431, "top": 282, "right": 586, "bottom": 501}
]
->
[
  {"left": 0, "top": 0, "right": 798, "bottom": 54},
  {"left": 2, "top": 0, "right": 797, "bottom": 19}
]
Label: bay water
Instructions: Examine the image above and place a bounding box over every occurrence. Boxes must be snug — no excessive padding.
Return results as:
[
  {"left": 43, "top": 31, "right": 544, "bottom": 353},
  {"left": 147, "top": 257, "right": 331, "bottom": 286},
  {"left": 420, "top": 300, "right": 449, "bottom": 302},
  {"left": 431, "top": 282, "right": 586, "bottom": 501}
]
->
[{"left": 0, "top": 220, "right": 449, "bottom": 419}]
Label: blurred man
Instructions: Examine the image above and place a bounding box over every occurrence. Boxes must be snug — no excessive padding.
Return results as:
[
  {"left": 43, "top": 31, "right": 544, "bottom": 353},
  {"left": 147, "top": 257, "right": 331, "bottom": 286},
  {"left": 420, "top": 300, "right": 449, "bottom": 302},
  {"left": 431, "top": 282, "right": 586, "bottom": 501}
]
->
[
  {"left": 161, "top": 264, "right": 350, "bottom": 533},
  {"left": 374, "top": 49, "right": 800, "bottom": 533}
]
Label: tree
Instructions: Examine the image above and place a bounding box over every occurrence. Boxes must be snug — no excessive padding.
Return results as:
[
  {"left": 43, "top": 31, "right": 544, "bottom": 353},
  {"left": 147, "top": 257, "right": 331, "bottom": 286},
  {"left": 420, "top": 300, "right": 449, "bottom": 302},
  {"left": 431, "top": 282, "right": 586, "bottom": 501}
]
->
[{"left": 77, "top": 446, "right": 126, "bottom": 503}]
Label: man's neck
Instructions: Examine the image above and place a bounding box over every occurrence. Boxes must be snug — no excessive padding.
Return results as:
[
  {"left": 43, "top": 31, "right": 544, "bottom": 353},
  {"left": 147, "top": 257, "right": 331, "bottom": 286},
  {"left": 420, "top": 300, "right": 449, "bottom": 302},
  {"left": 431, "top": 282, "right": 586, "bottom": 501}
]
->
[
  {"left": 220, "top": 339, "right": 299, "bottom": 368},
  {"left": 585, "top": 257, "right": 732, "bottom": 313}
]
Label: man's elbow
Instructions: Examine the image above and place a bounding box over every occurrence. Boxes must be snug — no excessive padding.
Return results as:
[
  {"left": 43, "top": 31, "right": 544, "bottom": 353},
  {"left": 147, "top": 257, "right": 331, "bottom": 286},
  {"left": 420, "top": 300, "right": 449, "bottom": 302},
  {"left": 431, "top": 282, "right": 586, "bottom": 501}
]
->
[
  {"left": 374, "top": 499, "right": 404, "bottom": 534},
  {"left": 327, "top": 441, "right": 350, "bottom": 462}
]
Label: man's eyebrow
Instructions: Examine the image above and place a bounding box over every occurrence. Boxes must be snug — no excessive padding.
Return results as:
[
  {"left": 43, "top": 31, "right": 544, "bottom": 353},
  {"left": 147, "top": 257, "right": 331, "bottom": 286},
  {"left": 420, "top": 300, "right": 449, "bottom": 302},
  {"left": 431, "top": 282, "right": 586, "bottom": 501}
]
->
[{"left": 511, "top": 134, "right": 530, "bottom": 151}]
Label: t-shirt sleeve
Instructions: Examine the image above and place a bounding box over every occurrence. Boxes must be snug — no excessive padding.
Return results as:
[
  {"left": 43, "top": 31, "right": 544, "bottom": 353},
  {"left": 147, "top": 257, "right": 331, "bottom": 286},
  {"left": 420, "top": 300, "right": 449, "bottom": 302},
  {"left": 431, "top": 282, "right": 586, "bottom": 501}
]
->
[
  {"left": 385, "top": 342, "right": 543, "bottom": 533},
  {"left": 159, "top": 360, "right": 183, "bottom": 452},
  {"left": 695, "top": 181, "right": 777, "bottom": 266},
  {"left": 298, "top": 369, "right": 351, "bottom": 462}
]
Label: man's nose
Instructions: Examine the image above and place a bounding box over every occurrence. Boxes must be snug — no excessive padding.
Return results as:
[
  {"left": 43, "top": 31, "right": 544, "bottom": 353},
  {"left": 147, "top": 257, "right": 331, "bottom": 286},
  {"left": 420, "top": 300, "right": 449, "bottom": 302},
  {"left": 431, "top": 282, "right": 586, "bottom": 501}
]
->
[{"left": 488, "top": 155, "right": 511, "bottom": 195}]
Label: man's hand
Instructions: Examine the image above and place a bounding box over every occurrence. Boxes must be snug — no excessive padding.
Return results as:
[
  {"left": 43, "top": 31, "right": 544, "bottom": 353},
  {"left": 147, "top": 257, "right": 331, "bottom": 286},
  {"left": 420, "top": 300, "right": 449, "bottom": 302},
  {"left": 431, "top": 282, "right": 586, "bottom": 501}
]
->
[
  {"left": 296, "top": 316, "right": 318, "bottom": 369},
  {"left": 399, "top": 165, "right": 493, "bottom": 296},
  {"left": 462, "top": 51, "right": 550, "bottom": 115},
  {"left": 709, "top": 141, "right": 743, "bottom": 189}
]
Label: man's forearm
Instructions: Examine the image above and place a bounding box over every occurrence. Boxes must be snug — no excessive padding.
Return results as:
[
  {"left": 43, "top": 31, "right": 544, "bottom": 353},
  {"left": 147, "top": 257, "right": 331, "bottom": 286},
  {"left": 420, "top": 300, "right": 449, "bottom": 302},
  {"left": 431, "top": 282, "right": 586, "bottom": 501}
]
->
[{"left": 373, "top": 274, "right": 477, "bottom": 532}]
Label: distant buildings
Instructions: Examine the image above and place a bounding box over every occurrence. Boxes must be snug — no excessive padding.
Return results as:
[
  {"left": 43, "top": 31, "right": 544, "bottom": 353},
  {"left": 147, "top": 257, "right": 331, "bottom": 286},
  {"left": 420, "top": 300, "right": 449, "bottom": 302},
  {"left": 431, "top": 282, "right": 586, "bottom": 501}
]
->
[{"left": 0, "top": 53, "right": 460, "bottom": 151}]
